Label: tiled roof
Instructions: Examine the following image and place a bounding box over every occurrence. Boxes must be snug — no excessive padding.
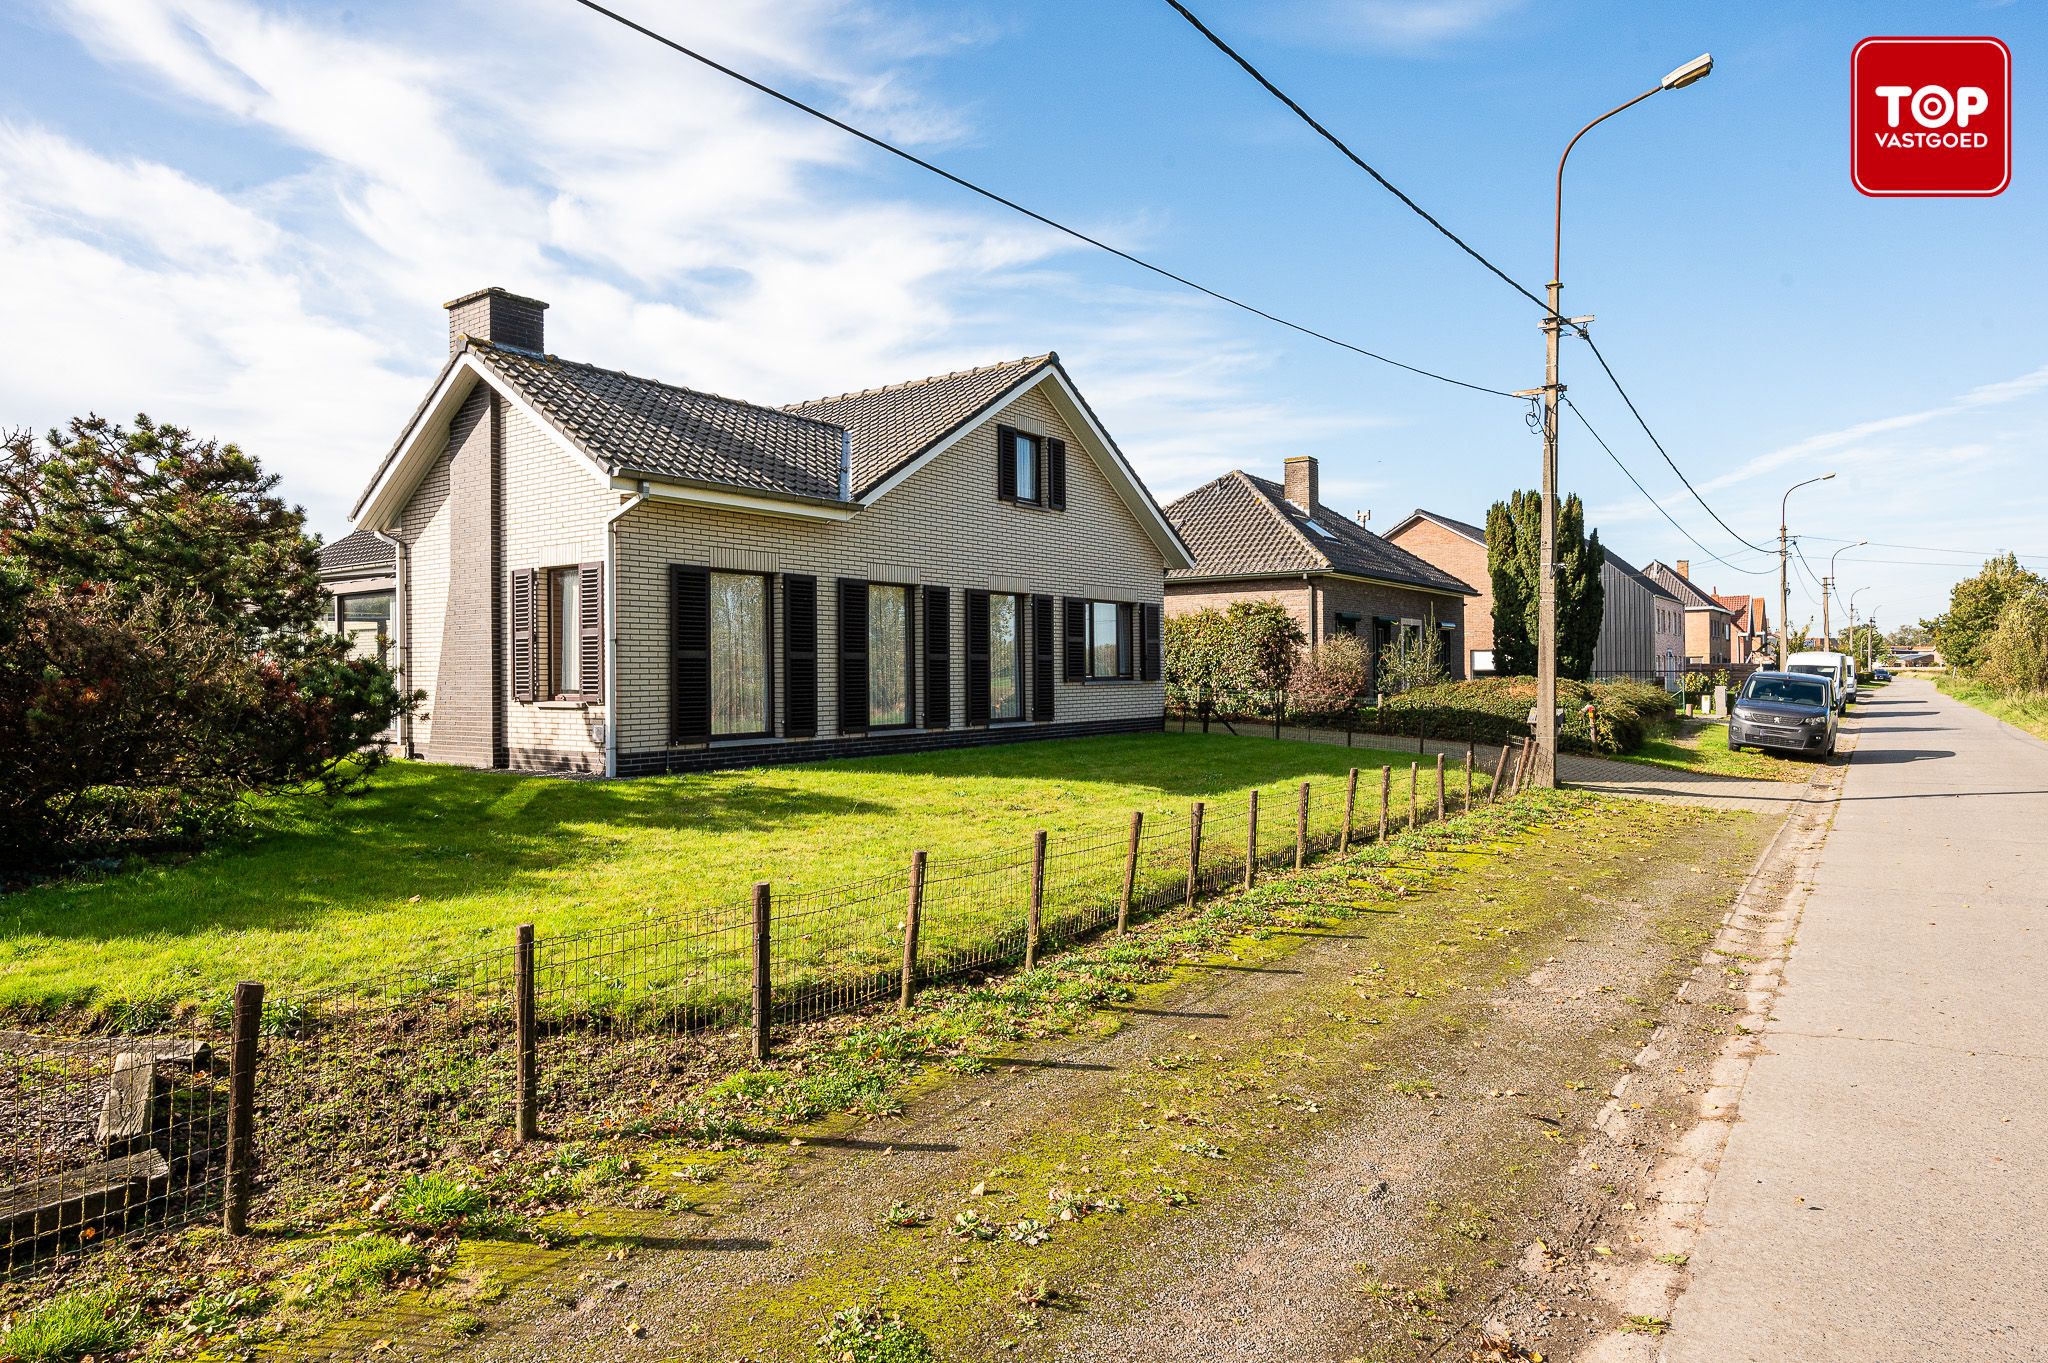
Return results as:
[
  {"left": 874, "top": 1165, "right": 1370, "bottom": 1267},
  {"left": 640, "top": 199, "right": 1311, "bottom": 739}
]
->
[
  {"left": 1397, "top": 507, "right": 1488, "bottom": 544},
  {"left": 1644, "top": 560, "right": 1732, "bottom": 613},
  {"left": 1166, "top": 472, "right": 1474, "bottom": 595},
  {"left": 474, "top": 343, "right": 848, "bottom": 501},
  {"left": 320, "top": 527, "right": 394, "bottom": 576},
  {"left": 1607, "top": 550, "right": 1679, "bottom": 602},
  {"left": 783, "top": 355, "right": 1053, "bottom": 496}
]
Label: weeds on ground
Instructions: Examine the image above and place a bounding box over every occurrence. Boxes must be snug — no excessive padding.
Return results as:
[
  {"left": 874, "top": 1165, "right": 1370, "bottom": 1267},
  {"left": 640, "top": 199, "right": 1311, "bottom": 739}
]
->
[
  {"left": 1, "top": 1287, "right": 134, "bottom": 1362},
  {"left": 814, "top": 1305, "right": 938, "bottom": 1363}
]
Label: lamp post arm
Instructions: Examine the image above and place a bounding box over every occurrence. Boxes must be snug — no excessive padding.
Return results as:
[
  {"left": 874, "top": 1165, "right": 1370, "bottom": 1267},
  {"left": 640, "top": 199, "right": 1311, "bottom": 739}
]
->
[{"left": 1555, "top": 85, "right": 1662, "bottom": 286}]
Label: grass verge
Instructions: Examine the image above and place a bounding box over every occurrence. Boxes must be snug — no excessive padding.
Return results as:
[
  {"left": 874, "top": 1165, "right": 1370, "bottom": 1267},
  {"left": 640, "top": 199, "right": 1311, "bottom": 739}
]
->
[
  {"left": 1616, "top": 718, "right": 1812, "bottom": 781},
  {"left": 1938, "top": 673, "right": 2048, "bottom": 744}
]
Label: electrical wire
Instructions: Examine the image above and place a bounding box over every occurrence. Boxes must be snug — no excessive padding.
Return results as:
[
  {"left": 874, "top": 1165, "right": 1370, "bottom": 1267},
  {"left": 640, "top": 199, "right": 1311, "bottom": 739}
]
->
[
  {"left": 1574, "top": 331, "right": 1777, "bottom": 555},
  {"left": 1799, "top": 534, "right": 2048, "bottom": 565},
  {"left": 566, "top": 0, "right": 1518, "bottom": 399},
  {"left": 1562, "top": 397, "right": 1771, "bottom": 578},
  {"left": 1160, "top": 0, "right": 1548, "bottom": 314}
]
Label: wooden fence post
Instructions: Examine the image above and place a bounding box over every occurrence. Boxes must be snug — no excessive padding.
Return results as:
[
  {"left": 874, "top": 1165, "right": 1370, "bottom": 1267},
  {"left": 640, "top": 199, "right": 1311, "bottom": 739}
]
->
[
  {"left": 1295, "top": 782, "right": 1310, "bottom": 870},
  {"left": 1119, "top": 812, "right": 1142, "bottom": 936},
  {"left": 900, "top": 851, "right": 926, "bottom": 1009},
  {"left": 223, "top": 980, "right": 263, "bottom": 1235},
  {"left": 1408, "top": 762, "right": 1418, "bottom": 832},
  {"left": 1465, "top": 742, "right": 1475, "bottom": 808},
  {"left": 1341, "top": 767, "right": 1359, "bottom": 853},
  {"left": 750, "top": 882, "right": 772, "bottom": 1063},
  {"left": 1187, "top": 802, "right": 1204, "bottom": 908},
  {"left": 1490, "top": 742, "right": 1510, "bottom": 802},
  {"left": 1435, "top": 753, "right": 1446, "bottom": 823},
  {"left": 1025, "top": 830, "right": 1047, "bottom": 971},
  {"left": 514, "top": 924, "right": 538, "bottom": 1143},
  {"left": 1379, "top": 765, "right": 1391, "bottom": 842},
  {"left": 1245, "top": 788, "right": 1259, "bottom": 888}
]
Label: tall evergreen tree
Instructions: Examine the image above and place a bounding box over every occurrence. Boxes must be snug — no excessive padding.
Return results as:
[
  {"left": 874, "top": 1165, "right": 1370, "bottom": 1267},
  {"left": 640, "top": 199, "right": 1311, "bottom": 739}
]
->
[{"left": 1486, "top": 490, "right": 1606, "bottom": 680}]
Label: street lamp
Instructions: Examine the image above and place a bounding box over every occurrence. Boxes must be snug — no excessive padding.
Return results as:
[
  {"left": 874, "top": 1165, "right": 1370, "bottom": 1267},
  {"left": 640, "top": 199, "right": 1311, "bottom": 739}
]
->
[
  {"left": 1532, "top": 51, "right": 1714, "bottom": 789},
  {"left": 1779, "top": 472, "right": 1834, "bottom": 666},
  {"left": 1823, "top": 539, "right": 1866, "bottom": 647}
]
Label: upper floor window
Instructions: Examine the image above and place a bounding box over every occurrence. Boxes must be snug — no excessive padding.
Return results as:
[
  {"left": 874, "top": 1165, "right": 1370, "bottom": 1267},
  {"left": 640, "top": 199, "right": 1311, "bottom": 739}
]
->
[{"left": 995, "top": 423, "right": 1066, "bottom": 508}]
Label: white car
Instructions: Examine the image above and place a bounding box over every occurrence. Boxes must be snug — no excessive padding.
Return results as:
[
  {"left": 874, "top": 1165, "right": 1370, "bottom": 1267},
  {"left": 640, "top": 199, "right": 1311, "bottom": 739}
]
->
[{"left": 1784, "top": 651, "right": 1854, "bottom": 710}]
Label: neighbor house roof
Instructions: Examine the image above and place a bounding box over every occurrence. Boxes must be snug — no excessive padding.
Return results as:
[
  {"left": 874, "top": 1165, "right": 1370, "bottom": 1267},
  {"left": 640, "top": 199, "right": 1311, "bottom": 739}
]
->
[
  {"left": 1607, "top": 550, "right": 1679, "bottom": 602},
  {"left": 1165, "top": 473, "right": 1474, "bottom": 595},
  {"left": 319, "top": 528, "right": 395, "bottom": 577},
  {"left": 1714, "top": 593, "right": 1769, "bottom": 631},
  {"left": 1644, "top": 560, "right": 1733, "bottom": 613},
  {"left": 1386, "top": 507, "right": 1488, "bottom": 544},
  {"left": 784, "top": 354, "right": 1054, "bottom": 496}
]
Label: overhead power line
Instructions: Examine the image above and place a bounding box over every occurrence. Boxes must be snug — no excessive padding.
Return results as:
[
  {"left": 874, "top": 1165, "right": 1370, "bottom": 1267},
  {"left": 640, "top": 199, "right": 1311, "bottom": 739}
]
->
[
  {"left": 1574, "top": 332, "right": 1777, "bottom": 555},
  {"left": 1801, "top": 534, "right": 2048, "bottom": 564},
  {"left": 1562, "top": 397, "right": 1771, "bottom": 578},
  {"left": 1161, "top": 0, "right": 1548, "bottom": 313},
  {"left": 566, "top": 0, "right": 1516, "bottom": 398}
]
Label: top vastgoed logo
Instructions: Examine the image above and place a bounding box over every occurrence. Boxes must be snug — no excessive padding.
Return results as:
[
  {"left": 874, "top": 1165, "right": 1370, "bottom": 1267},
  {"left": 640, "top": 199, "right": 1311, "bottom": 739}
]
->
[{"left": 1852, "top": 36, "right": 2011, "bottom": 197}]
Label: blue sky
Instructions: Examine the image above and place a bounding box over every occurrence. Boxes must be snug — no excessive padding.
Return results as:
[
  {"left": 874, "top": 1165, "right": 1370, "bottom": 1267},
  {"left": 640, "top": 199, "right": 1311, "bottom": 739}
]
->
[{"left": 2, "top": 0, "right": 2041, "bottom": 630}]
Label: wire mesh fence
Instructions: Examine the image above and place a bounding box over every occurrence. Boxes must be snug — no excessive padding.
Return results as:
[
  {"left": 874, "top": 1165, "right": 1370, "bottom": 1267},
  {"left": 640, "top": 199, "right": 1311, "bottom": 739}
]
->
[
  {"left": 3, "top": 755, "right": 1509, "bottom": 1279},
  {"left": 1, "top": 1026, "right": 230, "bottom": 1276}
]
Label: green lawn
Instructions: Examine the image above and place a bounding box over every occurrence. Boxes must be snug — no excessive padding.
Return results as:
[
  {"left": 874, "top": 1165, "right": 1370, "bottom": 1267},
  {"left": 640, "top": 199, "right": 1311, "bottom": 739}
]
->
[
  {"left": 1615, "top": 718, "right": 1813, "bottom": 782},
  {"left": 1939, "top": 673, "right": 2048, "bottom": 743},
  {"left": 0, "top": 733, "right": 1441, "bottom": 1020}
]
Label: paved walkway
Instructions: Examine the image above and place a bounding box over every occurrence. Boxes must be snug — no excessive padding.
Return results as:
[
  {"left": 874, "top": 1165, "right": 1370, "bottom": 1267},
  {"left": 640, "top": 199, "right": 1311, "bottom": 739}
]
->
[{"left": 1665, "top": 677, "right": 2048, "bottom": 1359}]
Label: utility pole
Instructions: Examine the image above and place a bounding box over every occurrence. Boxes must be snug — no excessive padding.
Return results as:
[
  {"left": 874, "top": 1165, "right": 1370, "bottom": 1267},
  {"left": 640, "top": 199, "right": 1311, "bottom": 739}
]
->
[
  {"left": 1778, "top": 473, "right": 1834, "bottom": 665},
  {"left": 1825, "top": 541, "right": 1865, "bottom": 651},
  {"left": 1533, "top": 52, "right": 1712, "bottom": 787}
]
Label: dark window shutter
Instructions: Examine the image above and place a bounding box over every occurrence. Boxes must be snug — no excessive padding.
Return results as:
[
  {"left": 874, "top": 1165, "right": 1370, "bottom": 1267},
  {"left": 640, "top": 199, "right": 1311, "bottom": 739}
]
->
[
  {"left": 995, "top": 423, "right": 1018, "bottom": 502},
  {"left": 578, "top": 562, "right": 604, "bottom": 703},
  {"left": 903, "top": 586, "right": 917, "bottom": 727},
  {"left": 670, "top": 565, "right": 711, "bottom": 742},
  {"left": 1063, "top": 598, "right": 1087, "bottom": 682},
  {"left": 510, "top": 568, "right": 536, "bottom": 703},
  {"left": 1047, "top": 437, "right": 1067, "bottom": 509},
  {"left": 1140, "top": 603, "right": 1161, "bottom": 681},
  {"left": 966, "top": 591, "right": 991, "bottom": 727},
  {"left": 785, "top": 574, "right": 818, "bottom": 737},
  {"left": 923, "top": 586, "right": 951, "bottom": 730},
  {"left": 837, "top": 578, "right": 869, "bottom": 736},
  {"left": 1031, "top": 593, "right": 1055, "bottom": 721}
]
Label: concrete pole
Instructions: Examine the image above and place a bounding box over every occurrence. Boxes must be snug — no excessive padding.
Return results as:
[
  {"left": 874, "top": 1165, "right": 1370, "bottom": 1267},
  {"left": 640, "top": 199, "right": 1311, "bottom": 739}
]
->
[{"left": 1534, "top": 279, "right": 1561, "bottom": 790}]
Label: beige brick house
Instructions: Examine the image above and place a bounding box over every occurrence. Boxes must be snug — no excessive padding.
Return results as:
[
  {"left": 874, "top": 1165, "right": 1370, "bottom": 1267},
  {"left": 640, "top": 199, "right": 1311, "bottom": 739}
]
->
[
  {"left": 341, "top": 287, "right": 1192, "bottom": 776},
  {"left": 1162, "top": 458, "right": 1475, "bottom": 690}
]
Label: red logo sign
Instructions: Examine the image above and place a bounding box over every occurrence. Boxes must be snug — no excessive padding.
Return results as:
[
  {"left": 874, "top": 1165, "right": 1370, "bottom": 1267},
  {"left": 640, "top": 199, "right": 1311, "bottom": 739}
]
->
[{"left": 1853, "top": 37, "right": 2010, "bottom": 196}]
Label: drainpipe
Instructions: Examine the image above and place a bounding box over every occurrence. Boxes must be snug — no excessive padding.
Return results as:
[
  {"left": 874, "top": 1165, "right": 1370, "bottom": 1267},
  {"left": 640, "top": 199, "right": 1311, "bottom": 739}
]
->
[
  {"left": 368, "top": 528, "right": 413, "bottom": 758},
  {"left": 602, "top": 483, "right": 650, "bottom": 778}
]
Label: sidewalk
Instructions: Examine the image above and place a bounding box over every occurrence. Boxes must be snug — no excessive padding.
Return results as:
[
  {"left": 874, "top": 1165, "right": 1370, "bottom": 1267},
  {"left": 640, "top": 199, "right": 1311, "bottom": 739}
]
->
[{"left": 1662, "top": 677, "right": 2048, "bottom": 1359}]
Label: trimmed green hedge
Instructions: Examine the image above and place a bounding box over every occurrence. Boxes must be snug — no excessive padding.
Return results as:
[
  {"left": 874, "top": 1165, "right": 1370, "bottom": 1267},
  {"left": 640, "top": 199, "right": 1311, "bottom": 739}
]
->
[{"left": 1377, "top": 676, "right": 1676, "bottom": 755}]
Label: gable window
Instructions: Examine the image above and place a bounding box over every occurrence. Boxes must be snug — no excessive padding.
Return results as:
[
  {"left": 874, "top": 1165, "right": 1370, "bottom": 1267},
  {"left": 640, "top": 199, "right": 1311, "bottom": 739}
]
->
[
  {"left": 995, "top": 424, "right": 1067, "bottom": 508},
  {"left": 1087, "top": 601, "right": 1133, "bottom": 680},
  {"left": 869, "top": 584, "right": 913, "bottom": 728},
  {"left": 989, "top": 592, "right": 1024, "bottom": 721},
  {"left": 711, "top": 571, "right": 771, "bottom": 736},
  {"left": 551, "top": 568, "right": 582, "bottom": 696}
]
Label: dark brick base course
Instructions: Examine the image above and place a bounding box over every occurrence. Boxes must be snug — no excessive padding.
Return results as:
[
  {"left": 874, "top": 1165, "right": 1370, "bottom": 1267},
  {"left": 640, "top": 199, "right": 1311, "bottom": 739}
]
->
[{"left": 613, "top": 714, "right": 1164, "bottom": 777}]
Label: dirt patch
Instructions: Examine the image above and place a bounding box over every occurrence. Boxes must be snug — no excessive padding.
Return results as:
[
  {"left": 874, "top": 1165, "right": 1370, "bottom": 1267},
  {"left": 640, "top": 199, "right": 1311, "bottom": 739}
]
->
[{"left": 281, "top": 796, "right": 1782, "bottom": 1362}]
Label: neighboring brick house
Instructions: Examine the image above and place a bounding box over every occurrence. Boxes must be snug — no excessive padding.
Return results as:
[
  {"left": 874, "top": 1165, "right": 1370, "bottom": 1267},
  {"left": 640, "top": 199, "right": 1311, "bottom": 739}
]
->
[
  {"left": 1644, "top": 559, "right": 1736, "bottom": 666},
  {"left": 1715, "top": 593, "right": 1772, "bottom": 664},
  {"left": 1382, "top": 510, "right": 1494, "bottom": 675},
  {"left": 341, "top": 287, "right": 1192, "bottom": 776},
  {"left": 1163, "top": 458, "right": 1475, "bottom": 691}
]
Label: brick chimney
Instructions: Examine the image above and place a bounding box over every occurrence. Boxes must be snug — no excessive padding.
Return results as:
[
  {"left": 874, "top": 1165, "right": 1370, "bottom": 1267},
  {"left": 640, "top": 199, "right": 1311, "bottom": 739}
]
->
[
  {"left": 1675, "top": 558, "right": 1691, "bottom": 581},
  {"left": 1283, "top": 455, "right": 1319, "bottom": 511},
  {"left": 444, "top": 287, "right": 547, "bottom": 356}
]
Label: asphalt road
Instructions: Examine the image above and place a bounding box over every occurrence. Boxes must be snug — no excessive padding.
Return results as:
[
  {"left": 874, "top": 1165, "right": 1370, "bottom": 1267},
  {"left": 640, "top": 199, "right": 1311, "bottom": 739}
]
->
[{"left": 1665, "top": 678, "right": 2048, "bottom": 1359}]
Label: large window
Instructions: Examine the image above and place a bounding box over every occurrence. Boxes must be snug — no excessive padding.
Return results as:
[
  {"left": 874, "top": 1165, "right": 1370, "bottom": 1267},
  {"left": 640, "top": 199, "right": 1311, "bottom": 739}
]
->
[
  {"left": 990, "top": 592, "right": 1024, "bottom": 721},
  {"left": 711, "top": 572, "right": 770, "bottom": 736},
  {"left": 1087, "top": 601, "right": 1132, "bottom": 680},
  {"left": 869, "top": 584, "right": 912, "bottom": 727},
  {"left": 1011, "top": 431, "right": 1040, "bottom": 504},
  {"left": 336, "top": 590, "right": 393, "bottom": 663},
  {"left": 550, "top": 568, "right": 582, "bottom": 696}
]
